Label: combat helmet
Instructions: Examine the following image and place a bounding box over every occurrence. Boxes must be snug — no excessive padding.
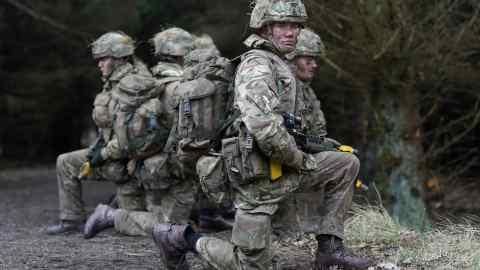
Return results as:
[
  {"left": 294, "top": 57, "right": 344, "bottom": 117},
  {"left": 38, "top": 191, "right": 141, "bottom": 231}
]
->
[
  {"left": 151, "top": 27, "right": 194, "bottom": 57},
  {"left": 91, "top": 31, "right": 135, "bottom": 59},
  {"left": 286, "top": 28, "right": 325, "bottom": 60},
  {"left": 249, "top": 0, "right": 308, "bottom": 29}
]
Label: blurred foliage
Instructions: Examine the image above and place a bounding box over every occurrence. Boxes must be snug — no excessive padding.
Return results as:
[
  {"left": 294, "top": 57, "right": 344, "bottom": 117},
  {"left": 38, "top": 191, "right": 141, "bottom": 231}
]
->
[{"left": 304, "top": 0, "right": 480, "bottom": 226}]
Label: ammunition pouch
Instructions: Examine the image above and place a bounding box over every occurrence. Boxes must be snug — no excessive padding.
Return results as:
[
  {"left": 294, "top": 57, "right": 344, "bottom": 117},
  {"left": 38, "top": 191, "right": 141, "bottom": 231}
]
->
[
  {"left": 221, "top": 136, "right": 269, "bottom": 186},
  {"left": 196, "top": 154, "right": 231, "bottom": 207}
]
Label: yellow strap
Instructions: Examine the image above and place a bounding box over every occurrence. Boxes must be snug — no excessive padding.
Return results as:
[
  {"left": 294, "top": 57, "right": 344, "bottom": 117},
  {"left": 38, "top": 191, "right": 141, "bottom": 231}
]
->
[
  {"left": 355, "top": 178, "right": 363, "bottom": 189},
  {"left": 270, "top": 159, "right": 282, "bottom": 181},
  {"left": 78, "top": 161, "right": 93, "bottom": 179},
  {"left": 355, "top": 178, "right": 369, "bottom": 191},
  {"left": 338, "top": 145, "right": 354, "bottom": 153}
]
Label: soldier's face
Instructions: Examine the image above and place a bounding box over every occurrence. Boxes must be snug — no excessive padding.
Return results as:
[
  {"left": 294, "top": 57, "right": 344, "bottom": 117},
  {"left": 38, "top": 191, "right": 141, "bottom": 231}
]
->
[
  {"left": 264, "top": 22, "right": 300, "bottom": 53},
  {"left": 294, "top": 56, "right": 318, "bottom": 82},
  {"left": 97, "top": 57, "right": 120, "bottom": 78}
]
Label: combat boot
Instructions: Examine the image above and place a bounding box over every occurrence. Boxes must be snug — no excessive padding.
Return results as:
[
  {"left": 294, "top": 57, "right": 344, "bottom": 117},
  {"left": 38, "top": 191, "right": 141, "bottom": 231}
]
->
[
  {"left": 84, "top": 204, "right": 116, "bottom": 239},
  {"left": 46, "top": 220, "right": 83, "bottom": 235},
  {"left": 314, "top": 235, "right": 373, "bottom": 270},
  {"left": 152, "top": 223, "right": 191, "bottom": 270}
]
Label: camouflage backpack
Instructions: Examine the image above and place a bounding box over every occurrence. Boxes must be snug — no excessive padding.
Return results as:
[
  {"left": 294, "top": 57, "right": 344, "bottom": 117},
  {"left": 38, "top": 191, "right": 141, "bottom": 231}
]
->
[
  {"left": 111, "top": 71, "right": 170, "bottom": 160},
  {"left": 174, "top": 48, "right": 236, "bottom": 176}
]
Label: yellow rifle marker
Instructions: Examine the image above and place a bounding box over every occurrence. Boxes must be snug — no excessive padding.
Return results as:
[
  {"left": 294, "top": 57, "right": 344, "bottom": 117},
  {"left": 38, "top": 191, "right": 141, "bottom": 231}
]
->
[
  {"left": 355, "top": 178, "right": 369, "bottom": 192},
  {"left": 78, "top": 161, "right": 93, "bottom": 180},
  {"left": 270, "top": 159, "right": 282, "bottom": 181},
  {"left": 338, "top": 145, "right": 354, "bottom": 153}
]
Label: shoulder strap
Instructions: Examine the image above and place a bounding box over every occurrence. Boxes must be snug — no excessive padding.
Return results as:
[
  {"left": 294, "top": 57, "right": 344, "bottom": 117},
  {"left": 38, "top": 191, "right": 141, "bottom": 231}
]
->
[{"left": 209, "top": 109, "right": 241, "bottom": 151}]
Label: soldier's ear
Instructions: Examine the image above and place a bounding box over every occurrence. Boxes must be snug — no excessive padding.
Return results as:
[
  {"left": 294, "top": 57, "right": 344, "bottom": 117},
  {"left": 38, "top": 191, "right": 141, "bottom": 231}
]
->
[{"left": 258, "top": 24, "right": 272, "bottom": 38}]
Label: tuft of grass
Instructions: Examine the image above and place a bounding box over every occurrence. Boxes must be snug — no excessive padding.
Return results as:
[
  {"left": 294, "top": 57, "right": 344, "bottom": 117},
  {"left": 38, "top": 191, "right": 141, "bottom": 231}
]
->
[
  {"left": 345, "top": 205, "right": 406, "bottom": 246},
  {"left": 344, "top": 205, "right": 480, "bottom": 269}
]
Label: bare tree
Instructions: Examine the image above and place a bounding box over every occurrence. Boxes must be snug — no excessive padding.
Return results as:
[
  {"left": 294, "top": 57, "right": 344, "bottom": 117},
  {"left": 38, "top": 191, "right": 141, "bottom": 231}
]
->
[{"left": 306, "top": 0, "right": 480, "bottom": 228}]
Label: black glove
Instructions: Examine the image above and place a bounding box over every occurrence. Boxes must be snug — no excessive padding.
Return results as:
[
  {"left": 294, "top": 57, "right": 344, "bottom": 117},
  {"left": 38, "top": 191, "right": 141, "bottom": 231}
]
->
[
  {"left": 87, "top": 136, "right": 106, "bottom": 167},
  {"left": 88, "top": 147, "right": 106, "bottom": 167}
]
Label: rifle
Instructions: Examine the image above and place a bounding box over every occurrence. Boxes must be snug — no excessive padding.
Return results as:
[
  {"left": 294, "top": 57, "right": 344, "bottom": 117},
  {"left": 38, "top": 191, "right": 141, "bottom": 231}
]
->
[
  {"left": 282, "top": 112, "right": 368, "bottom": 191},
  {"left": 282, "top": 112, "right": 331, "bottom": 153}
]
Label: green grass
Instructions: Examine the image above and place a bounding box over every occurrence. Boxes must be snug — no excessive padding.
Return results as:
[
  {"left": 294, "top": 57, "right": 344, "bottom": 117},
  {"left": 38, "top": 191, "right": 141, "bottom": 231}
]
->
[{"left": 345, "top": 205, "right": 480, "bottom": 269}]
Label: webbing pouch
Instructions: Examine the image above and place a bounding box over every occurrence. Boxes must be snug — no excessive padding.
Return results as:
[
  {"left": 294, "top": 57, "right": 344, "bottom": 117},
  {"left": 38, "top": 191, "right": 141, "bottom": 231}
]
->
[
  {"left": 221, "top": 136, "right": 268, "bottom": 186},
  {"left": 196, "top": 154, "right": 231, "bottom": 207}
]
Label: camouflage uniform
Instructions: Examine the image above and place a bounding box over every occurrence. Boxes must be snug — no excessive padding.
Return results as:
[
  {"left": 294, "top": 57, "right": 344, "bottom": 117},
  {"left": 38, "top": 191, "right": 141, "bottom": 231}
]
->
[
  {"left": 109, "top": 29, "right": 197, "bottom": 236},
  {"left": 194, "top": 3, "right": 358, "bottom": 270},
  {"left": 101, "top": 74, "right": 184, "bottom": 237},
  {"left": 56, "top": 32, "right": 148, "bottom": 223},
  {"left": 151, "top": 27, "right": 194, "bottom": 78},
  {"left": 274, "top": 28, "right": 328, "bottom": 234}
]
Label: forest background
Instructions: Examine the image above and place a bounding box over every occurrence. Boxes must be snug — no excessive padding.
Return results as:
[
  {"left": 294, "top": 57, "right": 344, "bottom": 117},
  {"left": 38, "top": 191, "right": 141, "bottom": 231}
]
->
[{"left": 1, "top": 0, "right": 479, "bottom": 229}]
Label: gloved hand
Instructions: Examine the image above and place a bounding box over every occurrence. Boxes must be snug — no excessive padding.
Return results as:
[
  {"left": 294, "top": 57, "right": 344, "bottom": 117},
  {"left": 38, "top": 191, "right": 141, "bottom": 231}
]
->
[
  {"left": 87, "top": 147, "right": 106, "bottom": 167},
  {"left": 86, "top": 136, "right": 107, "bottom": 167}
]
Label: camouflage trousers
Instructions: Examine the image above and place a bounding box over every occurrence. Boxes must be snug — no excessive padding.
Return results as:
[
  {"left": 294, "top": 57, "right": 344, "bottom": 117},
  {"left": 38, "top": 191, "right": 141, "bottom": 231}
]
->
[
  {"left": 114, "top": 181, "right": 197, "bottom": 236},
  {"left": 196, "top": 151, "right": 358, "bottom": 270},
  {"left": 113, "top": 152, "right": 198, "bottom": 236},
  {"left": 57, "top": 149, "right": 143, "bottom": 222}
]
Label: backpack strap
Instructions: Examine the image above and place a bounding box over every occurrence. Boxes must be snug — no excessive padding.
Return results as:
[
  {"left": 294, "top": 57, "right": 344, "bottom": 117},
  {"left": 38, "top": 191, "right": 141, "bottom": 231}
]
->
[{"left": 209, "top": 109, "right": 241, "bottom": 151}]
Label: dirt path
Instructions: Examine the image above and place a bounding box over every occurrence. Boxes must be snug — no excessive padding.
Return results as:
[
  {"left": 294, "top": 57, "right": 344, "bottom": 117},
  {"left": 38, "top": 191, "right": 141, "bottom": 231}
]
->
[
  {"left": 0, "top": 167, "right": 315, "bottom": 270},
  {"left": 0, "top": 167, "right": 163, "bottom": 270}
]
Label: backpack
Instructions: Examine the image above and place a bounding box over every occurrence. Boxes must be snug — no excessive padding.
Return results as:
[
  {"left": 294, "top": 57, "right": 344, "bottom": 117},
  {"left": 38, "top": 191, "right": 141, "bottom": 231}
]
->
[
  {"left": 111, "top": 73, "right": 170, "bottom": 160},
  {"left": 174, "top": 49, "right": 236, "bottom": 177}
]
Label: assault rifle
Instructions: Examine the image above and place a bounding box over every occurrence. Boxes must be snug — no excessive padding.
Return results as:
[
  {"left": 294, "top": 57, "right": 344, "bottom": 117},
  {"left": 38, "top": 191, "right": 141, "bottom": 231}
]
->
[
  {"left": 282, "top": 112, "right": 337, "bottom": 153},
  {"left": 282, "top": 112, "right": 368, "bottom": 191}
]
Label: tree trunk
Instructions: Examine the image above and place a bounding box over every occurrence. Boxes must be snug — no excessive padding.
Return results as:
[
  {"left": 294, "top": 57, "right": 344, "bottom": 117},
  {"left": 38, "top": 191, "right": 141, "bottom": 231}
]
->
[{"left": 367, "top": 85, "right": 429, "bottom": 230}]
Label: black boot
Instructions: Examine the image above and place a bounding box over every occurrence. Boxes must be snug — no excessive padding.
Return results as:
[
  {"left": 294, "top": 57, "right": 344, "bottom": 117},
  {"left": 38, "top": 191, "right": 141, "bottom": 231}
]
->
[
  {"left": 152, "top": 223, "right": 196, "bottom": 270},
  {"left": 314, "top": 235, "right": 373, "bottom": 270},
  {"left": 84, "top": 204, "right": 116, "bottom": 239},
  {"left": 46, "top": 220, "right": 83, "bottom": 235}
]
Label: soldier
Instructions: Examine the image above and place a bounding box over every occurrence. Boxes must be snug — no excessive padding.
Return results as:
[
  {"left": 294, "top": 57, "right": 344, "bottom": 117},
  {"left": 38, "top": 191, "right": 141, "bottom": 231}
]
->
[
  {"left": 151, "top": 27, "right": 194, "bottom": 79},
  {"left": 151, "top": 1, "right": 373, "bottom": 270},
  {"left": 82, "top": 31, "right": 197, "bottom": 238},
  {"left": 47, "top": 32, "right": 151, "bottom": 235}
]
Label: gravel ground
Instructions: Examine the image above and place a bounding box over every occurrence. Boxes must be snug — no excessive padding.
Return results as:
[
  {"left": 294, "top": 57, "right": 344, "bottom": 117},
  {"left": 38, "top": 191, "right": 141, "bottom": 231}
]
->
[{"left": 0, "top": 167, "right": 315, "bottom": 270}]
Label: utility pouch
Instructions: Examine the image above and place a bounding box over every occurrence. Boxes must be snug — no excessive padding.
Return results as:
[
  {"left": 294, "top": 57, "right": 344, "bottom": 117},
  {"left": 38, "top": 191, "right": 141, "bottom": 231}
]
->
[
  {"left": 92, "top": 92, "right": 112, "bottom": 129},
  {"left": 177, "top": 139, "right": 210, "bottom": 165},
  {"left": 222, "top": 136, "right": 268, "bottom": 186},
  {"left": 136, "top": 153, "right": 172, "bottom": 190},
  {"left": 196, "top": 154, "right": 230, "bottom": 206}
]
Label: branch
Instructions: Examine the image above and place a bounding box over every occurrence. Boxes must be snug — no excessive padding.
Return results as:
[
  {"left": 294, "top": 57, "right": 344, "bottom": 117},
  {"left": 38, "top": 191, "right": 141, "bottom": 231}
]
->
[
  {"left": 1, "top": 88, "right": 36, "bottom": 99},
  {"left": 424, "top": 100, "right": 480, "bottom": 158},
  {"left": 373, "top": 28, "right": 400, "bottom": 61},
  {"left": 4, "top": 0, "right": 91, "bottom": 42}
]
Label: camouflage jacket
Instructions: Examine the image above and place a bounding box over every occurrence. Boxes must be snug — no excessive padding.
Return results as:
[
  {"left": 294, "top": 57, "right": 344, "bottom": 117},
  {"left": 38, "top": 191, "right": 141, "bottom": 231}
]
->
[
  {"left": 295, "top": 79, "right": 327, "bottom": 138},
  {"left": 92, "top": 62, "right": 163, "bottom": 160},
  {"left": 234, "top": 34, "right": 306, "bottom": 169},
  {"left": 92, "top": 62, "right": 136, "bottom": 144}
]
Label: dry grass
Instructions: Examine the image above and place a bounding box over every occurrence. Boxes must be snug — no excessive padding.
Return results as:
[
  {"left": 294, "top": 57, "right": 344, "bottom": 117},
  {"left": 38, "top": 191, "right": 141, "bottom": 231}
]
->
[{"left": 345, "top": 205, "right": 480, "bottom": 270}]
